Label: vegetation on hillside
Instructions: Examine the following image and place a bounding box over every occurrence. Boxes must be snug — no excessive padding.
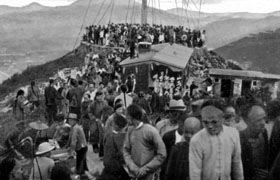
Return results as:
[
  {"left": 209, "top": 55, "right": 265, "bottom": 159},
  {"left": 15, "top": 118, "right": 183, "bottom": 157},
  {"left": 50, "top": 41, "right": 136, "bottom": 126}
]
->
[
  {"left": 216, "top": 28, "right": 280, "bottom": 74},
  {"left": 0, "top": 46, "right": 85, "bottom": 99}
]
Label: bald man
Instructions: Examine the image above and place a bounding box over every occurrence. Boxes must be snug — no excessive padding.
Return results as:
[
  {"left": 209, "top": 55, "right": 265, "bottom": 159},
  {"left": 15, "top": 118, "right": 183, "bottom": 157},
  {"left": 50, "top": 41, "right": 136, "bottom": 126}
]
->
[
  {"left": 189, "top": 100, "right": 243, "bottom": 180},
  {"left": 240, "top": 105, "right": 269, "bottom": 180},
  {"left": 165, "top": 117, "right": 201, "bottom": 180}
]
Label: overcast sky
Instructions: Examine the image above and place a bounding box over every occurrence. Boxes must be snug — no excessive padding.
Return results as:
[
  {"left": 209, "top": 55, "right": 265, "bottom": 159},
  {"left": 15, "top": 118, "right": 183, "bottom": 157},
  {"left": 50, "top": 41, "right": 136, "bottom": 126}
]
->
[{"left": 0, "top": 0, "right": 280, "bottom": 13}]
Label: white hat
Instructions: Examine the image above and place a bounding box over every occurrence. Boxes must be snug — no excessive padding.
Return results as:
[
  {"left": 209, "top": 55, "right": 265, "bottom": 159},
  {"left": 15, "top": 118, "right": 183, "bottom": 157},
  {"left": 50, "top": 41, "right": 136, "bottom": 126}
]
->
[
  {"left": 36, "top": 142, "right": 55, "bottom": 155},
  {"left": 168, "top": 99, "right": 186, "bottom": 111}
]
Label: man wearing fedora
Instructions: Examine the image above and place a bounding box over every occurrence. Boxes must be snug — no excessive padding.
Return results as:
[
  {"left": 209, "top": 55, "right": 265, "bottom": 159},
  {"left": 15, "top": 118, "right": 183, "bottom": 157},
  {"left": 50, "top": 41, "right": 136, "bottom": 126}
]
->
[
  {"left": 67, "top": 113, "right": 88, "bottom": 176},
  {"left": 156, "top": 99, "right": 186, "bottom": 137},
  {"left": 29, "top": 142, "right": 55, "bottom": 180}
]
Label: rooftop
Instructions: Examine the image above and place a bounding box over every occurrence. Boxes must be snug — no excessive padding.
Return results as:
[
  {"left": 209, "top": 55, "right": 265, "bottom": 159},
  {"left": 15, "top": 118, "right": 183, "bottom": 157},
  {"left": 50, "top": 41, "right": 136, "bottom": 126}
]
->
[
  {"left": 209, "top": 68, "right": 280, "bottom": 80},
  {"left": 120, "top": 43, "right": 193, "bottom": 72}
]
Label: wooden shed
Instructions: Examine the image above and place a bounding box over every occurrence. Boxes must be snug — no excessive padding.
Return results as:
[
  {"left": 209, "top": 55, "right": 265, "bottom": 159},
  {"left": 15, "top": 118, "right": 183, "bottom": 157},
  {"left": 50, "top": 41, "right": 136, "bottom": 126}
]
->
[
  {"left": 209, "top": 68, "right": 280, "bottom": 98},
  {"left": 120, "top": 43, "right": 193, "bottom": 92}
]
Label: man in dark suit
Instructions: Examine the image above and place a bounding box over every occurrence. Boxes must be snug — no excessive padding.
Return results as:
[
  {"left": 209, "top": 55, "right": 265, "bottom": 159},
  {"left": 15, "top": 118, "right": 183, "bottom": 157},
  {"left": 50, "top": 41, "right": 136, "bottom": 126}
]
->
[
  {"left": 240, "top": 105, "right": 269, "bottom": 180},
  {"left": 44, "top": 79, "right": 61, "bottom": 125},
  {"left": 165, "top": 117, "right": 201, "bottom": 180},
  {"left": 160, "top": 113, "right": 188, "bottom": 180}
]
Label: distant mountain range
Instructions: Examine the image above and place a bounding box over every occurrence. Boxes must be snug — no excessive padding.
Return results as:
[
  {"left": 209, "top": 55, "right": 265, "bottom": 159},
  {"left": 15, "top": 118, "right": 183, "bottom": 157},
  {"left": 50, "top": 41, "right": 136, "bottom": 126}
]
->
[
  {"left": 215, "top": 29, "right": 280, "bottom": 74},
  {"left": 0, "top": 2, "right": 48, "bottom": 15},
  {"left": 1, "top": 0, "right": 280, "bottom": 83}
]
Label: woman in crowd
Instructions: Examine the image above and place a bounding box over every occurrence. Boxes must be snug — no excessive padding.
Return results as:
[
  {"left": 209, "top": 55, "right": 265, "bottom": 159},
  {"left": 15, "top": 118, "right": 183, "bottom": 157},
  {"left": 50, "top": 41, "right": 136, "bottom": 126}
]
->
[
  {"left": 13, "top": 89, "right": 26, "bottom": 121},
  {"left": 27, "top": 81, "right": 40, "bottom": 110}
]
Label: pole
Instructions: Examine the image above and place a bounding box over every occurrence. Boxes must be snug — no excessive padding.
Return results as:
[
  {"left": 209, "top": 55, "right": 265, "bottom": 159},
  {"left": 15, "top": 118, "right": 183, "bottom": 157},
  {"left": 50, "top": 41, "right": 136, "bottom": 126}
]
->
[{"left": 141, "top": 0, "right": 148, "bottom": 25}]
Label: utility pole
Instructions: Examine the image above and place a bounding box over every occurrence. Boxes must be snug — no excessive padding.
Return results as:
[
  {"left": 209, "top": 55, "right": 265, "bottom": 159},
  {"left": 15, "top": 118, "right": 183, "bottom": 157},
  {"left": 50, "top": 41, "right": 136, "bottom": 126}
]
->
[{"left": 141, "top": 0, "right": 148, "bottom": 25}]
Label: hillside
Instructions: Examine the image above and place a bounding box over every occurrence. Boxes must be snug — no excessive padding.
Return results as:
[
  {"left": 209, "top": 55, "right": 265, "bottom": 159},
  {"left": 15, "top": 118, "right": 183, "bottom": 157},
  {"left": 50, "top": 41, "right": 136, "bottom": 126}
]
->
[
  {"left": 205, "top": 16, "right": 280, "bottom": 49},
  {"left": 215, "top": 28, "right": 280, "bottom": 74},
  {"left": 0, "top": 0, "right": 181, "bottom": 83},
  {"left": 0, "top": 46, "right": 85, "bottom": 99},
  {"left": 1, "top": 0, "right": 280, "bottom": 83}
]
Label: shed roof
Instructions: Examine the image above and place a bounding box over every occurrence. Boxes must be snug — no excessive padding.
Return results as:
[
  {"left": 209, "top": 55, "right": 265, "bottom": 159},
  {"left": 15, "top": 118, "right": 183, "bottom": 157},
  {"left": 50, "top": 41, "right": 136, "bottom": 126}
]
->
[
  {"left": 209, "top": 68, "right": 280, "bottom": 80},
  {"left": 120, "top": 43, "right": 193, "bottom": 71}
]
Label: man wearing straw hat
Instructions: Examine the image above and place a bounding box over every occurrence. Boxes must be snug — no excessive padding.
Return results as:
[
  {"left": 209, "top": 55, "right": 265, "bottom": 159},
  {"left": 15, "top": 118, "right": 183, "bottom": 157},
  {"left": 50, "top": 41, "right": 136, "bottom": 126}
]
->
[
  {"left": 29, "top": 142, "right": 55, "bottom": 180},
  {"left": 67, "top": 113, "right": 88, "bottom": 176},
  {"left": 156, "top": 99, "right": 186, "bottom": 137}
]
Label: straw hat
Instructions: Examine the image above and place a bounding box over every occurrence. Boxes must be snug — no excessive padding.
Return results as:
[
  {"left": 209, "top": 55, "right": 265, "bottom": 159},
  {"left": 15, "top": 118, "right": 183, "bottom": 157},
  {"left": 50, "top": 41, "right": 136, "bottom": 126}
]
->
[
  {"left": 29, "top": 121, "right": 49, "bottom": 130},
  {"left": 168, "top": 99, "right": 186, "bottom": 111},
  {"left": 36, "top": 142, "right": 55, "bottom": 155}
]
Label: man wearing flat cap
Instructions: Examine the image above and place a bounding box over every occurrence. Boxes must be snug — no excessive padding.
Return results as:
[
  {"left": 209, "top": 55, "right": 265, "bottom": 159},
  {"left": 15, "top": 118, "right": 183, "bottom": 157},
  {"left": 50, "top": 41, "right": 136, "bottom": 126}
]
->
[{"left": 67, "top": 113, "right": 88, "bottom": 175}]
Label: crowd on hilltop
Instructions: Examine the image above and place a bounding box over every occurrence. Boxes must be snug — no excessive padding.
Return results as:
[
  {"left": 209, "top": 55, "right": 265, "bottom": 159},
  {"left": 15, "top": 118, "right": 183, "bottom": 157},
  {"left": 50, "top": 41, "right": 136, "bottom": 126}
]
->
[
  {"left": 4, "top": 60, "right": 280, "bottom": 180},
  {"left": 3, "top": 31, "right": 280, "bottom": 180},
  {"left": 83, "top": 23, "right": 206, "bottom": 50}
]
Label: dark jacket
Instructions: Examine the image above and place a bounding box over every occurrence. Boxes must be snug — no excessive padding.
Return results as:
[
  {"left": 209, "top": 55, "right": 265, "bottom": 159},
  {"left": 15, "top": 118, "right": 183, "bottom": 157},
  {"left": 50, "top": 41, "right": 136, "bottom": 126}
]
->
[
  {"left": 269, "top": 151, "right": 280, "bottom": 180},
  {"left": 165, "top": 141, "right": 190, "bottom": 180},
  {"left": 66, "top": 87, "right": 84, "bottom": 108},
  {"left": 161, "top": 130, "right": 176, "bottom": 180},
  {"left": 240, "top": 128, "right": 269, "bottom": 180},
  {"left": 45, "top": 86, "right": 60, "bottom": 106},
  {"left": 269, "top": 120, "right": 280, "bottom": 169}
]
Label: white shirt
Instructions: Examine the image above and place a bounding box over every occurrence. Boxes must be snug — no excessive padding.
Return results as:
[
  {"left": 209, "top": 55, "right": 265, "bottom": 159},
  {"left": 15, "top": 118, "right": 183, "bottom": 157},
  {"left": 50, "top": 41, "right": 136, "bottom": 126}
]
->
[
  {"left": 189, "top": 125, "right": 243, "bottom": 180},
  {"left": 175, "top": 130, "right": 183, "bottom": 144},
  {"left": 114, "top": 93, "right": 133, "bottom": 108}
]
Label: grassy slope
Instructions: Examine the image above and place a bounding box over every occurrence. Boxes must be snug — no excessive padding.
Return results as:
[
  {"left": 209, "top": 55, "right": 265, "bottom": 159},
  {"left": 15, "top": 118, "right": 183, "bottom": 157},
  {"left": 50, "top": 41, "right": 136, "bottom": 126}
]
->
[
  {"left": 0, "top": 46, "right": 85, "bottom": 99},
  {"left": 215, "top": 28, "right": 280, "bottom": 74}
]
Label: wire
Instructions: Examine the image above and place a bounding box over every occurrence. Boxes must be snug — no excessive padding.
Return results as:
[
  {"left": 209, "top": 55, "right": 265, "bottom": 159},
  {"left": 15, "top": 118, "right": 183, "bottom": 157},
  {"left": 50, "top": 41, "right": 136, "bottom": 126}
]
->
[
  {"left": 131, "top": 0, "right": 136, "bottom": 24},
  {"left": 182, "top": 0, "right": 190, "bottom": 28},
  {"left": 125, "top": 0, "right": 131, "bottom": 23},
  {"left": 184, "top": 0, "right": 197, "bottom": 29},
  {"left": 158, "top": 0, "right": 162, "bottom": 25},
  {"left": 93, "top": 0, "right": 106, "bottom": 25},
  {"left": 151, "top": 0, "right": 154, "bottom": 25},
  {"left": 97, "top": 0, "right": 114, "bottom": 25},
  {"left": 109, "top": 0, "right": 115, "bottom": 23},
  {"left": 198, "top": 0, "right": 203, "bottom": 29},
  {"left": 72, "top": 0, "right": 93, "bottom": 50},
  {"left": 175, "top": 0, "right": 181, "bottom": 26}
]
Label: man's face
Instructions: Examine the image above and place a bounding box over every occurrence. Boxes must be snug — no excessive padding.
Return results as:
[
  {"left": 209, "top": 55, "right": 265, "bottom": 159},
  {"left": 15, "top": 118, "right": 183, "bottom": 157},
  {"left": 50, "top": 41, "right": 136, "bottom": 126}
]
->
[
  {"left": 68, "top": 119, "right": 76, "bottom": 126},
  {"left": 201, "top": 106, "right": 224, "bottom": 135},
  {"left": 96, "top": 94, "right": 103, "bottom": 101},
  {"left": 126, "top": 114, "right": 133, "bottom": 125},
  {"left": 168, "top": 111, "right": 181, "bottom": 124},
  {"left": 248, "top": 106, "right": 266, "bottom": 135},
  {"left": 116, "top": 106, "right": 125, "bottom": 115},
  {"left": 224, "top": 107, "right": 236, "bottom": 126},
  {"left": 89, "top": 84, "right": 95, "bottom": 92}
]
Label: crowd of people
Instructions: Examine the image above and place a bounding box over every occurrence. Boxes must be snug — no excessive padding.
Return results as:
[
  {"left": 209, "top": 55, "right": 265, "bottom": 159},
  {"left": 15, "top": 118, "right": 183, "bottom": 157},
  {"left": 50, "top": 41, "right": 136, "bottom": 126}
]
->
[
  {"left": 83, "top": 23, "right": 206, "bottom": 58},
  {"left": 3, "top": 23, "right": 280, "bottom": 180},
  {"left": 3, "top": 71, "right": 280, "bottom": 180}
]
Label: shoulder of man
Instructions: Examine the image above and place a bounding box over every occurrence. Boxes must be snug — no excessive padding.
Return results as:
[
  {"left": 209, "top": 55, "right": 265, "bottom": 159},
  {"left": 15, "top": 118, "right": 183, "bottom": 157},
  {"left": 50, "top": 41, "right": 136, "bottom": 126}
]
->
[
  {"left": 190, "top": 128, "right": 207, "bottom": 143},
  {"left": 155, "top": 118, "right": 169, "bottom": 128}
]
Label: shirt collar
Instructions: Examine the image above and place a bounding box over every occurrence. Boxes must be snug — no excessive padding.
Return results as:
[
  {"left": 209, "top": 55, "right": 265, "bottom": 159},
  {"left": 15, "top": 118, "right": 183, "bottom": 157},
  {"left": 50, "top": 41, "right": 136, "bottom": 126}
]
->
[
  {"left": 112, "top": 130, "right": 119, "bottom": 134},
  {"left": 135, "top": 122, "right": 144, "bottom": 130},
  {"left": 175, "top": 130, "right": 183, "bottom": 144}
]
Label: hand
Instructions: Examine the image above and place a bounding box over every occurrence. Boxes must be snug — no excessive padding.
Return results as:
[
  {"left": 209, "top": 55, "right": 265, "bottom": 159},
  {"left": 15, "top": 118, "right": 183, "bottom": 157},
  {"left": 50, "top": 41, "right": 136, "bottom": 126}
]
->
[
  {"left": 129, "top": 164, "right": 139, "bottom": 177},
  {"left": 137, "top": 167, "right": 148, "bottom": 178}
]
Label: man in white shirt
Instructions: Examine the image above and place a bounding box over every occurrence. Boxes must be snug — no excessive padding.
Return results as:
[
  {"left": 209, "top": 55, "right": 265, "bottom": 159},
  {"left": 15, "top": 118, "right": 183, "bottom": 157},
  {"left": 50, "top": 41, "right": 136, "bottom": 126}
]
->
[
  {"left": 189, "top": 100, "right": 243, "bottom": 180},
  {"left": 83, "top": 83, "right": 97, "bottom": 102},
  {"left": 114, "top": 84, "right": 132, "bottom": 108}
]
